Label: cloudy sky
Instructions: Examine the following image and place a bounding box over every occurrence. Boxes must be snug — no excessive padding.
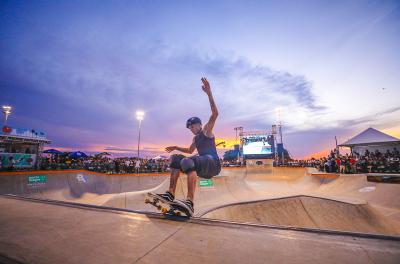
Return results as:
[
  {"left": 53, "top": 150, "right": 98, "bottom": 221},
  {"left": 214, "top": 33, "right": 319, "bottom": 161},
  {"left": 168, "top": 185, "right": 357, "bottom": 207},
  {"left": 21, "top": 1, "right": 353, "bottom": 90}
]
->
[{"left": 1, "top": 0, "right": 399, "bottom": 158}]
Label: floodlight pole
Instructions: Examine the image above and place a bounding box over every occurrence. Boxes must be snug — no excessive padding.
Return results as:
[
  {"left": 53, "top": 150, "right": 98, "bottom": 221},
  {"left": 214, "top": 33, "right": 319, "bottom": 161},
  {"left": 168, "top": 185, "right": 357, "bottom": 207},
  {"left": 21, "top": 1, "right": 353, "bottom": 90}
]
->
[
  {"left": 137, "top": 119, "right": 142, "bottom": 158},
  {"left": 136, "top": 111, "right": 145, "bottom": 159}
]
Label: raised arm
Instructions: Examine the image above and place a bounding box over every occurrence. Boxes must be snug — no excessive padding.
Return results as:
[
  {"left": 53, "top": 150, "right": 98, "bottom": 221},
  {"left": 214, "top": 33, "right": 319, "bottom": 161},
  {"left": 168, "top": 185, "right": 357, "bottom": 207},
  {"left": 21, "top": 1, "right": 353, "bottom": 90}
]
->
[{"left": 201, "top": 77, "right": 218, "bottom": 138}]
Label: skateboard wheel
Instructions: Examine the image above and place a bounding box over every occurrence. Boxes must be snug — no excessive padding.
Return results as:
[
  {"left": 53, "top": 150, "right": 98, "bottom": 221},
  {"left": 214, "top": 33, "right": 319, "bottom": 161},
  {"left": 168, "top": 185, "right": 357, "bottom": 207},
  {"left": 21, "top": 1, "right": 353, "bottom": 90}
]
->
[{"left": 161, "top": 208, "right": 168, "bottom": 214}]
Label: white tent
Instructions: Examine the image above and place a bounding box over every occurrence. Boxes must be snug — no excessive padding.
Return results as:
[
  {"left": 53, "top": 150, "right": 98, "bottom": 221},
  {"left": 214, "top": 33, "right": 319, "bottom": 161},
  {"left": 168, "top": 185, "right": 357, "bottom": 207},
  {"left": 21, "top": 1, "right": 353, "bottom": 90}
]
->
[{"left": 339, "top": 127, "right": 400, "bottom": 155}]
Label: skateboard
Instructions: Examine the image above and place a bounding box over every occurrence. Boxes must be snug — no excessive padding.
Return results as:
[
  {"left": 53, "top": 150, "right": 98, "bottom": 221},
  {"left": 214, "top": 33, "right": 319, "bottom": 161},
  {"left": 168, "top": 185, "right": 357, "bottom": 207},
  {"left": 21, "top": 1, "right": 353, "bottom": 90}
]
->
[{"left": 145, "top": 192, "right": 191, "bottom": 218}]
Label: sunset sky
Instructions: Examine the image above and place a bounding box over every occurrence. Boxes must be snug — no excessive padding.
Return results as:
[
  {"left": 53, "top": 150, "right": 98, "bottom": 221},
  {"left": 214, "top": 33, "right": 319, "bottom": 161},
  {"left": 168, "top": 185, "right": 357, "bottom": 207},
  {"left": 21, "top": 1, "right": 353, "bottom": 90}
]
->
[{"left": 1, "top": 0, "right": 399, "bottom": 158}]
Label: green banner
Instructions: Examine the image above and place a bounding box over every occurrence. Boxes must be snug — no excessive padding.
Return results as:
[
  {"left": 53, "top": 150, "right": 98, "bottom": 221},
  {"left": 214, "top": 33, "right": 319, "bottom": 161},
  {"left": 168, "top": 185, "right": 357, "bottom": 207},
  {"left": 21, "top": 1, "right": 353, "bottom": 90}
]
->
[
  {"left": 199, "top": 179, "right": 214, "bottom": 187},
  {"left": 0, "top": 153, "right": 36, "bottom": 168},
  {"left": 28, "top": 175, "right": 47, "bottom": 184}
]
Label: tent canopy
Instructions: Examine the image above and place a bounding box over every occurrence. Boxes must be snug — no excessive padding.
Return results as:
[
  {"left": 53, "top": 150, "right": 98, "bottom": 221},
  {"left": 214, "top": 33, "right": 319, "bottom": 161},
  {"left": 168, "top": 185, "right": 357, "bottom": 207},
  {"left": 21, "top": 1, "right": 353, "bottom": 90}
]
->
[
  {"left": 43, "top": 149, "right": 63, "bottom": 154},
  {"left": 69, "top": 151, "right": 88, "bottom": 159},
  {"left": 339, "top": 127, "right": 400, "bottom": 147}
]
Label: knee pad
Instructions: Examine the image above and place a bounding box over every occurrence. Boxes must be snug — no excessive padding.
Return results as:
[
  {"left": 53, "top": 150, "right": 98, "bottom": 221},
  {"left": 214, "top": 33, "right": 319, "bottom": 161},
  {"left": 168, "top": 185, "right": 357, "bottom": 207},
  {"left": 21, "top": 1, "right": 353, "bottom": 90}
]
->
[
  {"left": 169, "top": 154, "right": 185, "bottom": 169},
  {"left": 180, "top": 157, "right": 196, "bottom": 173}
]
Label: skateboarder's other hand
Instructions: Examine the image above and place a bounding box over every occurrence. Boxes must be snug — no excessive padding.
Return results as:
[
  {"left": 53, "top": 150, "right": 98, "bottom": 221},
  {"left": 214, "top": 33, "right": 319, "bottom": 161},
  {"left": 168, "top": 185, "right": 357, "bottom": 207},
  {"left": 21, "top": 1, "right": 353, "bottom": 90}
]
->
[
  {"left": 201, "top": 77, "right": 211, "bottom": 95},
  {"left": 165, "top": 146, "right": 176, "bottom": 153}
]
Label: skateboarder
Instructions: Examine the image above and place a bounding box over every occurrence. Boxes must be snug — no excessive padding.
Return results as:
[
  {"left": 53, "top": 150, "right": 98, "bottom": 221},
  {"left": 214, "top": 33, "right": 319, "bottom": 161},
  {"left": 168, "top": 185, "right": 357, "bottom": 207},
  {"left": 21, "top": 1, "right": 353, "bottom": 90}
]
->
[{"left": 153, "top": 77, "right": 221, "bottom": 216}]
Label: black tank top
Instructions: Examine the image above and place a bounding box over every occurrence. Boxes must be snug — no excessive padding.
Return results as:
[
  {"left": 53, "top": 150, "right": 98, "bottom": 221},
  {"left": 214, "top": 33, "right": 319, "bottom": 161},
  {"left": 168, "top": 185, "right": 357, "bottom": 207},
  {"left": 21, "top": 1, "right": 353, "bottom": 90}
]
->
[{"left": 194, "top": 130, "right": 219, "bottom": 159}]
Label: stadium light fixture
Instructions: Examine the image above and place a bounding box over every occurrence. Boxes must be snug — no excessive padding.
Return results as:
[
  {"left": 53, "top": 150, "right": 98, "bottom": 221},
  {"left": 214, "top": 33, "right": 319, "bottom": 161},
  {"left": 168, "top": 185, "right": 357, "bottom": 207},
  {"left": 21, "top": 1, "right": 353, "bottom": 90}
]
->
[{"left": 2, "top": 105, "right": 12, "bottom": 124}]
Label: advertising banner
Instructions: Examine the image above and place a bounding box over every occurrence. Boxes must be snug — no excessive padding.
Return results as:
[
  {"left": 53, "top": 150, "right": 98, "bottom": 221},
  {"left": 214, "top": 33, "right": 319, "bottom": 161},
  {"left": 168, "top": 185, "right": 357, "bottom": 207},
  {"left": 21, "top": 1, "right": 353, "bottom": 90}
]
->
[{"left": 0, "top": 153, "right": 37, "bottom": 168}]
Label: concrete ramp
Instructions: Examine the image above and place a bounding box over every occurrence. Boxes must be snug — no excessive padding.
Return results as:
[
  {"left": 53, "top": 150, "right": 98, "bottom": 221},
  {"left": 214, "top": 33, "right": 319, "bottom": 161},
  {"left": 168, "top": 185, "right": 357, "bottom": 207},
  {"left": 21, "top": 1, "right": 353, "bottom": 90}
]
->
[{"left": 202, "top": 196, "right": 400, "bottom": 235}]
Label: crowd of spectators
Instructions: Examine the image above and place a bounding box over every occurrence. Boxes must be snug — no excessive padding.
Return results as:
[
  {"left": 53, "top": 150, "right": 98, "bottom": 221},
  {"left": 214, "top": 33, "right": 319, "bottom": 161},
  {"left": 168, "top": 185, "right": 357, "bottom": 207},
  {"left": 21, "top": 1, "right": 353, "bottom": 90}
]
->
[
  {"left": 305, "top": 148, "right": 400, "bottom": 174},
  {"left": 5, "top": 147, "right": 399, "bottom": 175},
  {"left": 274, "top": 159, "right": 315, "bottom": 167},
  {"left": 40, "top": 155, "right": 170, "bottom": 174},
  {"left": 40, "top": 155, "right": 244, "bottom": 173},
  {"left": 1, "top": 151, "right": 245, "bottom": 173},
  {"left": 40, "top": 155, "right": 246, "bottom": 172}
]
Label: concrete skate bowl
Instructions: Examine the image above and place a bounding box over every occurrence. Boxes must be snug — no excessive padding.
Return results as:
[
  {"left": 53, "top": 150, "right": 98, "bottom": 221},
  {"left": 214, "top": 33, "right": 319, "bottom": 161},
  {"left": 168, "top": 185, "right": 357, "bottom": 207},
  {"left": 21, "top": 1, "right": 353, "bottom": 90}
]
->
[
  {"left": 2, "top": 167, "right": 400, "bottom": 236},
  {"left": 201, "top": 195, "right": 400, "bottom": 236},
  {"left": 0, "top": 167, "right": 309, "bottom": 213}
]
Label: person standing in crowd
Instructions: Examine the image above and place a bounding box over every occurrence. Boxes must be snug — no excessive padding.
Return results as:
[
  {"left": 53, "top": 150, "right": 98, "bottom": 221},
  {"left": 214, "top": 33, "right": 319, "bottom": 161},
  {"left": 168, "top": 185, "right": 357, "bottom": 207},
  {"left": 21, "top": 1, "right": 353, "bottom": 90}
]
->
[
  {"left": 393, "top": 147, "right": 399, "bottom": 157},
  {"left": 339, "top": 156, "right": 346, "bottom": 174},
  {"left": 135, "top": 159, "right": 141, "bottom": 173}
]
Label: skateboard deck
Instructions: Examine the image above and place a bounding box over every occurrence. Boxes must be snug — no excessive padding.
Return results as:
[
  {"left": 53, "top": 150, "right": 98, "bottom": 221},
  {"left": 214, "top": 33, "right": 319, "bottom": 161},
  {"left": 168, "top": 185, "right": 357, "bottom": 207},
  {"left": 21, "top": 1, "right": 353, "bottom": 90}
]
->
[{"left": 145, "top": 192, "right": 191, "bottom": 218}]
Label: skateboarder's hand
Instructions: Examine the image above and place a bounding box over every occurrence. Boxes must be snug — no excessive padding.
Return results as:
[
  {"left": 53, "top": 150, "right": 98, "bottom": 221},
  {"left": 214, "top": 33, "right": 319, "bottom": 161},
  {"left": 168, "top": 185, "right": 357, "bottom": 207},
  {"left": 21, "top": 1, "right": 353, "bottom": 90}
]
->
[
  {"left": 201, "top": 77, "right": 211, "bottom": 95},
  {"left": 165, "top": 146, "right": 176, "bottom": 153}
]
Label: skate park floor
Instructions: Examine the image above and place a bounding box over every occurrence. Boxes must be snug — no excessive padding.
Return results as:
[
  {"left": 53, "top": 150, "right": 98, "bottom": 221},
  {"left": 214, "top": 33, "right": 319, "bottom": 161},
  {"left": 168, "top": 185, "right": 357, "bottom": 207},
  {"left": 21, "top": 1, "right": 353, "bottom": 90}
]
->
[
  {"left": 0, "top": 166, "right": 400, "bottom": 263},
  {"left": 1, "top": 195, "right": 400, "bottom": 264}
]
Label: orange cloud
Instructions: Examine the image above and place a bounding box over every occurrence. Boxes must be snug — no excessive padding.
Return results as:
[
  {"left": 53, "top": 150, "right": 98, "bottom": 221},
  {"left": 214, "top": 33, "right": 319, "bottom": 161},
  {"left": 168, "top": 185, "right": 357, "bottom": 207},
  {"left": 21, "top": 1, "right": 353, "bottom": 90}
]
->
[
  {"left": 382, "top": 125, "right": 400, "bottom": 139},
  {"left": 302, "top": 149, "right": 331, "bottom": 160}
]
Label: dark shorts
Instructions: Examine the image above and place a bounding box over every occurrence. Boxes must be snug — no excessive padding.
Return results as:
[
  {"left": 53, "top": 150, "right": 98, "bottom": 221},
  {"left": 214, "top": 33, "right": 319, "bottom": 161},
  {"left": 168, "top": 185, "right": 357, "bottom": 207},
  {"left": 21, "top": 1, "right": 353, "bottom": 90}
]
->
[{"left": 170, "top": 154, "right": 221, "bottom": 179}]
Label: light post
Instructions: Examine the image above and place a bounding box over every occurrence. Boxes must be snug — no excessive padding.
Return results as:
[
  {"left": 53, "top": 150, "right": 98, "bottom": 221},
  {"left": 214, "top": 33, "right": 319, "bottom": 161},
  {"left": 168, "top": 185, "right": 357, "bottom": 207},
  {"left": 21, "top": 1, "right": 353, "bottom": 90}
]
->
[
  {"left": 136, "top": 110, "right": 145, "bottom": 159},
  {"left": 2, "top": 105, "right": 12, "bottom": 125}
]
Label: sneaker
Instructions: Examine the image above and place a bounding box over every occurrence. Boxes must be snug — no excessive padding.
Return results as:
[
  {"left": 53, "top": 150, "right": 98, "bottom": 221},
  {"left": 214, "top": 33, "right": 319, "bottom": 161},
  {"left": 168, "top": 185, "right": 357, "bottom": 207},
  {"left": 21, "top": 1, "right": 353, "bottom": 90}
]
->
[
  {"left": 174, "top": 199, "right": 194, "bottom": 216},
  {"left": 154, "top": 191, "right": 175, "bottom": 202}
]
